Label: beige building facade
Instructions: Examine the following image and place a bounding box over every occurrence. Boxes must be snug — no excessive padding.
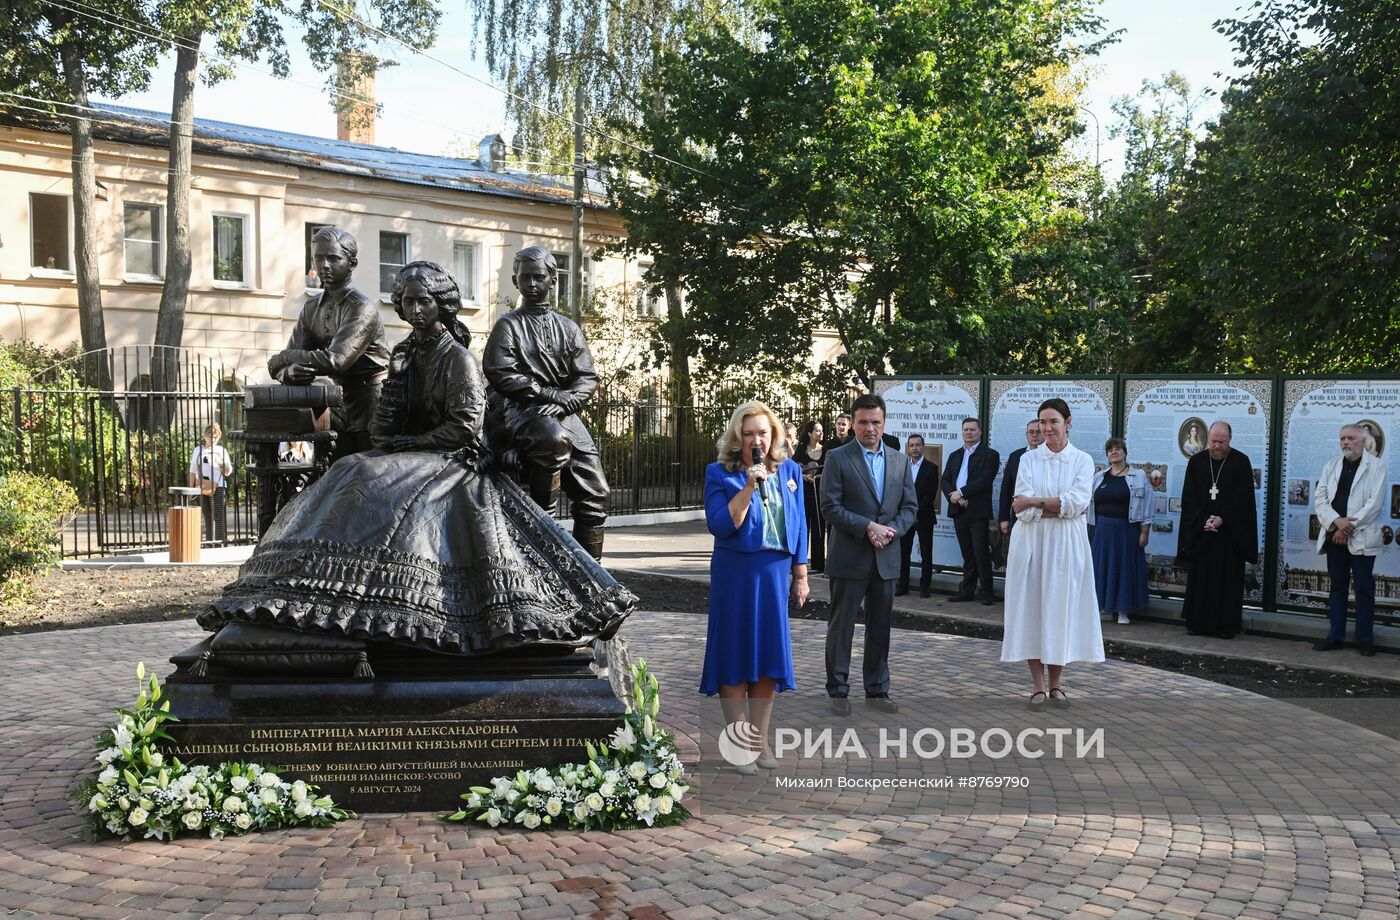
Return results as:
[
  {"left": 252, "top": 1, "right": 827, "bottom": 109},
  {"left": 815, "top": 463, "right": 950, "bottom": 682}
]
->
[{"left": 0, "top": 108, "right": 671, "bottom": 387}]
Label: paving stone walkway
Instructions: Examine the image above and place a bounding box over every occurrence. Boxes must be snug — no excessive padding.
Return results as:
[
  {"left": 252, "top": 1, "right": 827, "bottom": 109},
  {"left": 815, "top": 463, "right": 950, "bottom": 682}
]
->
[{"left": 3, "top": 613, "right": 1400, "bottom": 919}]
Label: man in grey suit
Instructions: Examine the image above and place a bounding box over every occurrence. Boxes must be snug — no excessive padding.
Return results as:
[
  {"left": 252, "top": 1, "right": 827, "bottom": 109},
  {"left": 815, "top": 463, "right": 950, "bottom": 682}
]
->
[{"left": 820, "top": 393, "right": 919, "bottom": 716}]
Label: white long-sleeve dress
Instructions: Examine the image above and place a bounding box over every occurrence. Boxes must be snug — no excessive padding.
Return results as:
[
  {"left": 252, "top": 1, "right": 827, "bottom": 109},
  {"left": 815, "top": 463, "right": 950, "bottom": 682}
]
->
[{"left": 1000, "top": 440, "right": 1105, "bottom": 665}]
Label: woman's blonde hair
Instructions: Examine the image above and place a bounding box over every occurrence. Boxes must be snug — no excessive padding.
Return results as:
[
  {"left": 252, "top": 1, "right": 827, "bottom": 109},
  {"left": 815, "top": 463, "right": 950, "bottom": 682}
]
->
[
  {"left": 716, "top": 400, "right": 789, "bottom": 471},
  {"left": 202, "top": 423, "right": 222, "bottom": 440}
]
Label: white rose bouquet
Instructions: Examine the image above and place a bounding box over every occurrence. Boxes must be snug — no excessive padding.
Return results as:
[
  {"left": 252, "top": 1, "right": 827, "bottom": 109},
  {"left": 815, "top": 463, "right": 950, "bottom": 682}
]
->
[
  {"left": 447, "top": 659, "right": 691, "bottom": 831},
  {"left": 73, "top": 664, "right": 352, "bottom": 841}
]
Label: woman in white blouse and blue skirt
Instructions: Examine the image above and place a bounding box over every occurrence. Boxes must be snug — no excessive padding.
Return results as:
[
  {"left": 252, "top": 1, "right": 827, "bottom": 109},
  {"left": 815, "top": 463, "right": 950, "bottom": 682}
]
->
[
  {"left": 1087, "top": 437, "right": 1152, "bottom": 625},
  {"left": 1003, "top": 398, "right": 1105, "bottom": 710}
]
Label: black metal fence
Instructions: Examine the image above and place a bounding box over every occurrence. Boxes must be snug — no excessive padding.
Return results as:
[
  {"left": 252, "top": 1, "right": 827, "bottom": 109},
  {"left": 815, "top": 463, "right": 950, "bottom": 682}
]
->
[{"left": 4, "top": 379, "right": 834, "bottom": 558}]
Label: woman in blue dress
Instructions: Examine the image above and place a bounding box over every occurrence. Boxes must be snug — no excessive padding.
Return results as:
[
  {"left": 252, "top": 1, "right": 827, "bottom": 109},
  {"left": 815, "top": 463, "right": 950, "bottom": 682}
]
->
[
  {"left": 1087, "top": 437, "right": 1152, "bottom": 625},
  {"left": 701, "top": 401, "right": 809, "bottom": 774}
]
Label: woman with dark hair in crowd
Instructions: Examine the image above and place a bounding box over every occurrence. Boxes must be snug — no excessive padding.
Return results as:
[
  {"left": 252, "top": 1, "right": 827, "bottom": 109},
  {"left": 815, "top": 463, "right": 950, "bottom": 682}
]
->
[
  {"left": 792, "top": 419, "right": 827, "bottom": 573},
  {"left": 701, "top": 401, "right": 809, "bottom": 774},
  {"left": 205, "top": 261, "right": 633, "bottom": 654},
  {"left": 1088, "top": 437, "right": 1152, "bottom": 625},
  {"left": 1003, "top": 397, "right": 1104, "bottom": 710}
]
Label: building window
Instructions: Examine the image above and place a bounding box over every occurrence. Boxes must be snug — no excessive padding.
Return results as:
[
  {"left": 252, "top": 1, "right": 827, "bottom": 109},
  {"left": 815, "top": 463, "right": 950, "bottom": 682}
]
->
[
  {"left": 30, "top": 193, "right": 71, "bottom": 272},
  {"left": 636, "top": 262, "right": 664, "bottom": 318},
  {"left": 123, "top": 203, "right": 163, "bottom": 278},
  {"left": 304, "top": 222, "right": 332, "bottom": 282},
  {"left": 552, "top": 251, "right": 589, "bottom": 314},
  {"left": 212, "top": 213, "right": 248, "bottom": 285},
  {"left": 379, "top": 231, "right": 408, "bottom": 294},
  {"left": 452, "top": 241, "right": 479, "bottom": 303}
]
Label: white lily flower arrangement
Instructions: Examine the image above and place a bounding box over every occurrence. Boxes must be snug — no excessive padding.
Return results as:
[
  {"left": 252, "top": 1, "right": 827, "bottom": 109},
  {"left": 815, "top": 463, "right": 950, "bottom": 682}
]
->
[
  {"left": 73, "top": 664, "right": 352, "bottom": 841},
  {"left": 447, "top": 659, "right": 691, "bottom": 831}
]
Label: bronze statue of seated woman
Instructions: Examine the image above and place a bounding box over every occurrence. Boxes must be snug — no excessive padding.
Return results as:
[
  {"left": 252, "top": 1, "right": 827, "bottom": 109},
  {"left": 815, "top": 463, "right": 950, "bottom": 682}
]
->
[{"left": 192, "top": 261, "right": 635, "bottom": 676}]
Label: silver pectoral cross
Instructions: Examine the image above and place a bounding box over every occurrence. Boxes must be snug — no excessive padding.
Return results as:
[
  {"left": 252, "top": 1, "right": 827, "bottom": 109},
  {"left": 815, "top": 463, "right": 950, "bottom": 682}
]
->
[{"left": 1209, "top": 486, "right": 1219, "bottom": 501}]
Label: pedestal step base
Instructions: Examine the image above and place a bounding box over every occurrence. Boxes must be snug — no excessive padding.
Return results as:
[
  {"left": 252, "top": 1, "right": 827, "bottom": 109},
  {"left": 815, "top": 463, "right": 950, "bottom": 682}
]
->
[{"left": 163, "top": 649, "right": 624, "bottom": 813}]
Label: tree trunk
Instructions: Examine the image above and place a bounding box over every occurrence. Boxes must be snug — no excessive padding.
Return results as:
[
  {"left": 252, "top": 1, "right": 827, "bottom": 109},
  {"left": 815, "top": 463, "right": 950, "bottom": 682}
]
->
[
  {"left": 648, "top": 3, "right": 692, "bottom": 406},
  {"left": 58, "top": 40, "right": 111, "bottom": 391},
  {"left": 153, "top": 31, "right": 201, "bottom": 393},
  {"left": 662, "top": 284, "right": 691, "bottom": 405}
]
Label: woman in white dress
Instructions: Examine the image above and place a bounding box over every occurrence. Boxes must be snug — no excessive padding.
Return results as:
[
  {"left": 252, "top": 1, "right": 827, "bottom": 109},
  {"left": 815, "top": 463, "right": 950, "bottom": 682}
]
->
[{"left": 1003, "top": 398, "right": 1104, "bottom": 710}]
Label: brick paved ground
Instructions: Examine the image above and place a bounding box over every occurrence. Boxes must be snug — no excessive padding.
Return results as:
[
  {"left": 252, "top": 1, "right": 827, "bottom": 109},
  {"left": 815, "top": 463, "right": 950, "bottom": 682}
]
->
[{"left": 3, "top": 613, "right": 1400, "bottom": 919}]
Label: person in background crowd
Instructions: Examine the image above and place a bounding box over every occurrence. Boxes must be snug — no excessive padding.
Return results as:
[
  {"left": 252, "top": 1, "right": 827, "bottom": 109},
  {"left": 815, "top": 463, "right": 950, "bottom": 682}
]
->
[
  {"left": 1003, "top": 398, "right": 1103, "bottom": 710},
  {"left": 189, "top": 423, "right": 234, "bottom": 546},
  {"left": 1176, "top": 421, "right": 1258, "bottom": 639},
  {"left": 1087, "top": 437, "right": 1152, "bottom": 625},
  {"left": 941, "top": 417, "right": 1000, "bottom": 604},
  {"left": 701, "top": 401, "right": 809, "bottom": 773},
  {"left": 785, "top": 421, "right": 800, "bottom": 456},
  {"left": 830, "top": 413, "right": 853, "bottom": 447},
  {"left": 820, "top": 393, "right": 918, "bottom": 716},
  {"left": 998, "top": 420, "right": 1043, "bottom": 560},
  {"left": 305, "top": 267, "right": 321, "bottom": 289},
  {"left": 793, "top": 420, "right": 828, "bottom": 574},
  {"left": 1312, "top": 423, "right": 1386, "bottom": 655},
  {"left": 897, "top": 434, "right": 939, "bottom": 598}
]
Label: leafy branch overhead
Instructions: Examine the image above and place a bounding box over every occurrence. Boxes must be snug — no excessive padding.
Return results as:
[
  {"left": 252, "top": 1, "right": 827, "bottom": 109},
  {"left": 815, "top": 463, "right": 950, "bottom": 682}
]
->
[{"left": 606, "top": 0, "right": 1106, "bottom": 386}]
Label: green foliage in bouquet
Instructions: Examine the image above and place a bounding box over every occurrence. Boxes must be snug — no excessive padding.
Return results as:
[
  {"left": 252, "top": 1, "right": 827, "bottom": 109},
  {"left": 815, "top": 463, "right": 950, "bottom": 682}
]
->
[
  {"left": 72, "top": 664, "right": 352, "bottom": 840},
  {"left": 446, "top": 659, "right": 691, "bottom": 831}
]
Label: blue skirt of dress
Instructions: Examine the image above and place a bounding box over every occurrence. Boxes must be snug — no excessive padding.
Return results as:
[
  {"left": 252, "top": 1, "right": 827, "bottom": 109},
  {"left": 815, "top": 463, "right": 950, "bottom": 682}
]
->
[
  {"left": 699, "top": 546, "right": 796, "bottom": 695},
  {"left": 1090, "top": 515, "right": 1150, "bottom": 612}
]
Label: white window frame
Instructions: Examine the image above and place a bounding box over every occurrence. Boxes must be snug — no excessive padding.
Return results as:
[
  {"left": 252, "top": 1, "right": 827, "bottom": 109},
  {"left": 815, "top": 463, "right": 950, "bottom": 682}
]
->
[
  {"left": 122, "top": 202, "right": 165, "bottom": 281},
  {"left": 211, "top": 211, "right": 252, "bottom": 289},
  {"left": 452, "top": 240, "right": 482, "bottom": 305},
  {"left": 28, "top": 192, "right": 74, "bottom": 278},
  {"left": 636, "top": 261, "right": 664, "bottom": 319},
  {"left": 551, "top": 250, "right": 590, "bottom": 313},
  {"left": 379, "top": 230, "right": 409, "bottom": 298}
]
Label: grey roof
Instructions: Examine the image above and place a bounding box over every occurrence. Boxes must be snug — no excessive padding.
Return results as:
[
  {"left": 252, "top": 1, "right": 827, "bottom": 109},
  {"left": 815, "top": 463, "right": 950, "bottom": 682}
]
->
[{"left": 7, "top": 102, "right": 607, "bottom": 209}]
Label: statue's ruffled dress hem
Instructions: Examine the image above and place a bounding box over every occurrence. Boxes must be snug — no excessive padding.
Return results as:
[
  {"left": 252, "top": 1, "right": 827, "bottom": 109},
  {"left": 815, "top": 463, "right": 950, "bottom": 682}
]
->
[{"left": 200, "top": 448, "right": 634, "bottom": 655}]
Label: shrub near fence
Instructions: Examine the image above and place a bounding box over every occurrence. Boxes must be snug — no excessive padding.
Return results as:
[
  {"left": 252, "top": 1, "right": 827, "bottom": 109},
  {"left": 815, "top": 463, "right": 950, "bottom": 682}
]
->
[{"left": 0, "top": 471, "right": 79, "bottom": 603}]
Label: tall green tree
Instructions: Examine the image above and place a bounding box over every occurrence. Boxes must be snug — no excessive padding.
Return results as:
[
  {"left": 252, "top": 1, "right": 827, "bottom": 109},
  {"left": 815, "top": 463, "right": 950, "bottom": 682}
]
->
[
  {"left": 152, "top": 0, "right": 441, "bottom": 377},
  {"left": 1, "top": 1, "right": 160, "bottom": 388},
  {"left": 151, "top": 0, "right": 291, "bottom": 384},
  {"left": 1151, "top": 0, "right": 1400, "bottom": 372},
  {"left": 465, "top": 0, "right": 755, "bottom": 403},
  {"left": 608, "top": 0, "right": 1104, "bottom": 388}
]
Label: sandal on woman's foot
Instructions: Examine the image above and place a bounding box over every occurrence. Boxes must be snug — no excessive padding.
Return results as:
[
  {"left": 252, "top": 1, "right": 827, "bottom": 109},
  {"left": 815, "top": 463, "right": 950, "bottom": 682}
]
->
[
  {"left": 1048, "top": 687, "right": 1070, "bottom": 709},
  {"left": 1028, "top": 691, "right": 1047, "bottom": 712}
]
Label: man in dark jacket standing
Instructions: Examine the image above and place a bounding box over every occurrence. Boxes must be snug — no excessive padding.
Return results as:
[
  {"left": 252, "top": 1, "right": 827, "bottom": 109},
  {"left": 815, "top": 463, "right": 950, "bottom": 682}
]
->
[
  {"left": 897, "top": 434, "right": 939, "bottom": 598},
  {"left": 941, "top": 418, "right": 1000, "bottom": 604},
  {"left": 998, "top": 419, "right": 1043, "bottom": 560},
  {"left": 820, "top": 393, "right": 919, "bottom": 715}
]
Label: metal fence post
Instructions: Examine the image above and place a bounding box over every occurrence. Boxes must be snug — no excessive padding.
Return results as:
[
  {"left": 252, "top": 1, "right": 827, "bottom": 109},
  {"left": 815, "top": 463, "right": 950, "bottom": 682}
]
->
[
  {"left": 10, "top": 387, "right": 21, "bottom": 466},
  {"left": 632, "top": 405, "right": 643, "bottom": 515},
  {"left": 674, "top": 404, "right": 686, "bottom": 511}
]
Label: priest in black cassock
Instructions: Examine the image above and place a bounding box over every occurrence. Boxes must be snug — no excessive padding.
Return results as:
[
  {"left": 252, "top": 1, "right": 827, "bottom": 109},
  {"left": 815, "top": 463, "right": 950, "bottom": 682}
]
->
[{"left": 1175, "top": 421, "right": 1258, "bottom": 638}]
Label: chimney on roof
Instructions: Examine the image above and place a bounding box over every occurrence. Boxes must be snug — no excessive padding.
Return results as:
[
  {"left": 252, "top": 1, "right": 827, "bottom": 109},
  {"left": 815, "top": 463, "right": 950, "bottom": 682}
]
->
[
  {"left": 335, "top": 52, "right": 377, "bottom": 145},
  {"left": 478, "top": 133, "right": 507, "bottom": 171}
]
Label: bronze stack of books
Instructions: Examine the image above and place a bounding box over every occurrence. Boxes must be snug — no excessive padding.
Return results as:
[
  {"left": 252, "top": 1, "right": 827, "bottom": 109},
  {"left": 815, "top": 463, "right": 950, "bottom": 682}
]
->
[{"left": 234, "top": 383, "right": 343, "bottom": 535}]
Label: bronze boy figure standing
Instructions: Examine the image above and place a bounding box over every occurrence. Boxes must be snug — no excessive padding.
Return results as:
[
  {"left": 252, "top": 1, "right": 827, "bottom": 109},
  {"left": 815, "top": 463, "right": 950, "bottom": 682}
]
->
[
  {"left": 268, "top": 226, "right": 390, "bottom": 458},
  {"left": 483, "top": 247, "right": 609, "bottom": 559}
]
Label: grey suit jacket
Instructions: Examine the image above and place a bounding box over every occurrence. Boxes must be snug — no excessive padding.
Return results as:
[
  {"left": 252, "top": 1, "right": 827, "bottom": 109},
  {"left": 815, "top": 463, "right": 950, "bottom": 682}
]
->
[{"left": 819, "top": 440, "right": 920, "bottom": 581}]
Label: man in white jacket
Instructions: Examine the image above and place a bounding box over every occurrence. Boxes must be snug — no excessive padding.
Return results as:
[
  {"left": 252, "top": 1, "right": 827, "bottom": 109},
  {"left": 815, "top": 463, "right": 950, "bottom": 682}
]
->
[{"left": 1312, "top": 423, "right": 1387, "bottom": 655}]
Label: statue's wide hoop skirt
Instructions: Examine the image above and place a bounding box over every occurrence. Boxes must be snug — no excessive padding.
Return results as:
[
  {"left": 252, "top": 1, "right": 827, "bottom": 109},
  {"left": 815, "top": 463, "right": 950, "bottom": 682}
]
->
[{"left": 200, "top": 450, "right": 634, "bottom": 653}]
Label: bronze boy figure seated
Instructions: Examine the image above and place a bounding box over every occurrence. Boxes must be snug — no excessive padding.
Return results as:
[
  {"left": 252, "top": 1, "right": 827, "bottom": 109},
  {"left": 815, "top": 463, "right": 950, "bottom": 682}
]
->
[{"left": 482, "top": 246, "right": 611, "bottom": 559}]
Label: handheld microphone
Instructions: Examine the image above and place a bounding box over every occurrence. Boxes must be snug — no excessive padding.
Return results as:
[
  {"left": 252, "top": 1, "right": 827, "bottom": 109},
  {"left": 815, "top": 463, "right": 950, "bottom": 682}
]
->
[{"left": 751, "top": 446, "right": 767, "bottom": 498}]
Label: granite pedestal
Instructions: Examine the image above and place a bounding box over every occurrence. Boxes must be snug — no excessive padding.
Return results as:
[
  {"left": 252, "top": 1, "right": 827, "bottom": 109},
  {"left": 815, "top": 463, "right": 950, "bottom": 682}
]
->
[{"left": 163, "top": 641, "right": 624, "bottom": 813}]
